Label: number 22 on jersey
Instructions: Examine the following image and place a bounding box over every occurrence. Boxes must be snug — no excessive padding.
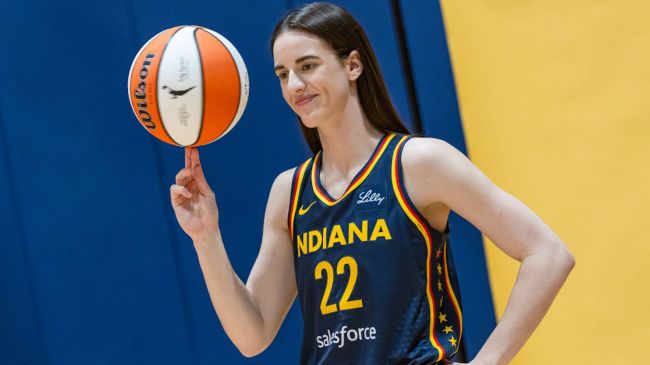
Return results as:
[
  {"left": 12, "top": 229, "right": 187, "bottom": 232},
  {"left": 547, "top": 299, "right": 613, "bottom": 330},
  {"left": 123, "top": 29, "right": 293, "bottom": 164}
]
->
[{"left": 314, "top": 256, "right": 364, "bottom": 315}]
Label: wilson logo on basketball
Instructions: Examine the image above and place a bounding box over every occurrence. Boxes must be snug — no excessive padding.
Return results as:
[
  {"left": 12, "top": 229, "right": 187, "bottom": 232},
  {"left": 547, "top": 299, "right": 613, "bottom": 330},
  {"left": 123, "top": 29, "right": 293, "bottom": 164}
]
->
[{"left": 133, "top": 53, "right": 156, "bottom": 130}]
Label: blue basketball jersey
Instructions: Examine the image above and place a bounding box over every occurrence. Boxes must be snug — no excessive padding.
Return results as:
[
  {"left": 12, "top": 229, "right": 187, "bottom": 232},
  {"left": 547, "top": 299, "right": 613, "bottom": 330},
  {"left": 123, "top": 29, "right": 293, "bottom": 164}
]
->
[{"left": 288, "top": 133, "right": 463, "bottom": 365}]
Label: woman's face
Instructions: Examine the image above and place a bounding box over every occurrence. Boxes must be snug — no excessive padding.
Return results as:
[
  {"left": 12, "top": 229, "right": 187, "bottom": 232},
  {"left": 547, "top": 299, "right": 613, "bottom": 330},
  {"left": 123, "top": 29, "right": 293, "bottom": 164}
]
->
[{"left": 273, "top": 31, "right": 355, "bottom": 128}]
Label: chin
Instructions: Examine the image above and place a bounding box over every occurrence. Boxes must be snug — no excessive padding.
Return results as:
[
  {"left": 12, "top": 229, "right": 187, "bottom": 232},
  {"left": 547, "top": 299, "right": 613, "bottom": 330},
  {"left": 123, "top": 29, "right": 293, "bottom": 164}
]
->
[
  {"left": 298, "top": 112, "right": 324, "bottom": 129},
  {"left": 299, "top": 118, "right": 319, "bottom": 130}
]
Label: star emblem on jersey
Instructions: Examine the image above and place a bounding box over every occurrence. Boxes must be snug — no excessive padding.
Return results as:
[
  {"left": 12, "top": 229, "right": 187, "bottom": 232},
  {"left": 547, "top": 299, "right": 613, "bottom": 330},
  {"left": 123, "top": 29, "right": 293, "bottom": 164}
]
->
[
  {"left": 449, "top": 336, "right": 457, "bottom": 347},
  {"left": 298, "top": 201, "right": 317, "bottom": 216}
]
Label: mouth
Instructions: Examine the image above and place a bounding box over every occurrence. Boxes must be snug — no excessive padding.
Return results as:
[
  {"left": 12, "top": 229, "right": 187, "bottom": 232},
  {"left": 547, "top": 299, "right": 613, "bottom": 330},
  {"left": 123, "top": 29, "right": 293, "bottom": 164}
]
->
[{"left": 295, "top": 94, "right": 317, "bottom": 107}]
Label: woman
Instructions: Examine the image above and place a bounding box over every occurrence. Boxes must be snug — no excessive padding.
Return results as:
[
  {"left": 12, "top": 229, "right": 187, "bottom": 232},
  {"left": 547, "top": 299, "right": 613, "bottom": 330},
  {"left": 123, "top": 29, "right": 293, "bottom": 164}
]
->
[{"left": 170, "top": 3, "right": 575, "bottom": 364}]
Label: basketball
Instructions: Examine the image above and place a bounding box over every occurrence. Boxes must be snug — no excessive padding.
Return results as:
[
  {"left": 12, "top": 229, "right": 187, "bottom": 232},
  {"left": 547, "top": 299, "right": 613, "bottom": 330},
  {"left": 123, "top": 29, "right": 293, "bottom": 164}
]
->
[{"left": 128, "top": 25, "right": 249, "bottom": 147}]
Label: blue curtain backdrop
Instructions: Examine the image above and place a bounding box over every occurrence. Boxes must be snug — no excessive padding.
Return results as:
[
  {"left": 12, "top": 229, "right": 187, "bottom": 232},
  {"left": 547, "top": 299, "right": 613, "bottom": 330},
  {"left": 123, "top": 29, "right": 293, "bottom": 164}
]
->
[{"left": 0, "top": 1, "right": 493, "bottom": 363}]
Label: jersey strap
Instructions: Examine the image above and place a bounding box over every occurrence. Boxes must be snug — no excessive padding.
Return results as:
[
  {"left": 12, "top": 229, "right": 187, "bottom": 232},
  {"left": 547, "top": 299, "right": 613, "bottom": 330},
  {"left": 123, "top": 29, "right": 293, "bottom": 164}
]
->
[
  {"left": 390, "top": 135, "right": 463, "bottom": 359},
  {"left": 288, "top": 158, "right": 312, "bottom": 238}
]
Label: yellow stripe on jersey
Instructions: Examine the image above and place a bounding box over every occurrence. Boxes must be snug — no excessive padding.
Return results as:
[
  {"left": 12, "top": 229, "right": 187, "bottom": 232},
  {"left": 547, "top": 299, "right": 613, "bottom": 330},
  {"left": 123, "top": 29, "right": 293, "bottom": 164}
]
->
[
  {"left": 289, "top": 159, "right": 311, "bottom": 238},
  {"left": 311, "top": 133, "right": 396, "bottom": 206},
  {"left": 443, "top": 240, "right": 463, "bottom": 355},
  {"left": 390, "top": 135, "right": 445, "bottom": 362}
]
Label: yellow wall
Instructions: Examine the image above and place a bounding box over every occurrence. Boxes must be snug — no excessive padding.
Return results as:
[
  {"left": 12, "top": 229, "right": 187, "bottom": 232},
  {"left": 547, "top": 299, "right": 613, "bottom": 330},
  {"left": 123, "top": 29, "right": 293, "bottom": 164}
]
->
[{"left": 440, "top": 0, "right": 650, "bottom": 363}]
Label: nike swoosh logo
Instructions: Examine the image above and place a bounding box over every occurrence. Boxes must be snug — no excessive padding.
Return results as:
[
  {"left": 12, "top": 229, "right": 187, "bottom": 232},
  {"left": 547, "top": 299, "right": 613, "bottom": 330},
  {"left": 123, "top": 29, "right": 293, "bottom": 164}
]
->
[{"left": 298, "top": 201, "right": 317, "bottom": 216}]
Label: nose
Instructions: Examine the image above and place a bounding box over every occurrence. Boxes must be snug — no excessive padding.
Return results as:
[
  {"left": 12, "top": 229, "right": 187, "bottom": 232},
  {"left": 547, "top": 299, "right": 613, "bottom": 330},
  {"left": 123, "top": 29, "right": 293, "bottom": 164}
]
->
[{"left": 286, "top": 70, "right": 305, "bottom": 94}]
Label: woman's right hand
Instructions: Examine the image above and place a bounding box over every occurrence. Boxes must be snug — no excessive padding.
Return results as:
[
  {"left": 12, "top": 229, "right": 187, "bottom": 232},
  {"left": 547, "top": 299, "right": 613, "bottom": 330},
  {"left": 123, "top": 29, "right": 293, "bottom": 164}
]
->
[{"left": 170, "top": 147, "right": 220, "bottom": 241}]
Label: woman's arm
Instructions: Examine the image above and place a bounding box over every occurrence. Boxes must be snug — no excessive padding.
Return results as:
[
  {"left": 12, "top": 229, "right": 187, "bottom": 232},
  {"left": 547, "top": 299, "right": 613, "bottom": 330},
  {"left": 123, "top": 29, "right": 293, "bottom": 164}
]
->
[
  {"left": 171, "top": 148, "right": 297, "bottom": 357},
  {"left": 402, "top": 138, "right": 575, "bottom": 365}
]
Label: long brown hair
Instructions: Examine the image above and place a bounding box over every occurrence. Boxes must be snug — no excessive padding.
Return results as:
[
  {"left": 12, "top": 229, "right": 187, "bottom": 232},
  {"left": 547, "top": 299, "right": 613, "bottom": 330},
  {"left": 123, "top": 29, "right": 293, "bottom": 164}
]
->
[{"left": 271, "top": 2, "right": 410, "bottom": 154}]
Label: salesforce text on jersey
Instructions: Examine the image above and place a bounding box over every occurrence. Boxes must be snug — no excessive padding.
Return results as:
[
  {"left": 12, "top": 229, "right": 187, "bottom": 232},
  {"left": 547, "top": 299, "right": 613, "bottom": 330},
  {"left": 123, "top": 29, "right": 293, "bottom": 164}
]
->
[{"left": 316, "top": 325, "right": 377, "bottom": 349}]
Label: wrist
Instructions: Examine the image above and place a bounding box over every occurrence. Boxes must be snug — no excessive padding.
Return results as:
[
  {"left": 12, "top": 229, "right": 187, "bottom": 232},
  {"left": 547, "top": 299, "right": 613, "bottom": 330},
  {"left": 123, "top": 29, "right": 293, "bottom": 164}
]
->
[{"left": 192, "top": 229, "right": 222, "bottom": 253}]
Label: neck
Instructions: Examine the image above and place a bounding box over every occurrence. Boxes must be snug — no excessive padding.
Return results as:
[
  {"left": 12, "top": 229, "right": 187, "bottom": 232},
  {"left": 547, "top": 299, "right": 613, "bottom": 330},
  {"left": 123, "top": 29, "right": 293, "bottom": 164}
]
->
[{"left": 316, "top": 103, "right": 384, "bottom": 180}]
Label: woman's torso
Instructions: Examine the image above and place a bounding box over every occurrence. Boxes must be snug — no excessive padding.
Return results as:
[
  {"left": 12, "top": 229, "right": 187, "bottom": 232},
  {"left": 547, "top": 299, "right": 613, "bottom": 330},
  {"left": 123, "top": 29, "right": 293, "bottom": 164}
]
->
[{"left": 288, "top": 133, "right": 463, "bottom": 365}]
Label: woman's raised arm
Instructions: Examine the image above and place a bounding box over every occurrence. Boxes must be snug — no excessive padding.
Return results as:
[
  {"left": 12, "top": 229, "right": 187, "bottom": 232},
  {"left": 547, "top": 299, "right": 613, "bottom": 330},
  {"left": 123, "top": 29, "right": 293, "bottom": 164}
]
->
[{"left": 171, "top": 147, "right": 297, "bottom": 357}]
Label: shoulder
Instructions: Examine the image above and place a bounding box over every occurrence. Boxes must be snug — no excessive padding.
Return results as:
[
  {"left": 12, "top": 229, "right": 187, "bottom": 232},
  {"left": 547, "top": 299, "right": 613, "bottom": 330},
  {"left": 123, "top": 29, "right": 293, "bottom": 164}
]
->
[
  {"left": 263, "top": 167, "right": 298, "bottom": 231},
  {"left": 399, "top": 136, "right": 477, "bottom": 207},
  {"left": 401, "top": 136, "right": 465, "bottom": 176},
  {"left": 269, "top": 153, "right": 315, "bottom": 199},
  {"left": 269, "top": 167, "right": 297, "bottom": 199},
  {"left": 275, "top": 167, "right": 297, "bottom": 186},
  {"left": 268, "top": 155, "right": 313, "bottom": 204}
]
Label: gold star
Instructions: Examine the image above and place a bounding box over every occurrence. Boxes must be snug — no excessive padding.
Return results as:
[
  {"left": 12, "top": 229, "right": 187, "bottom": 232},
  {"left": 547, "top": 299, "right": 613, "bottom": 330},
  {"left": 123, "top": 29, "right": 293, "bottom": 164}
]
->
[
  {"left": 449, "top": 336, "right": 457, "bottom": 347},
  {"left": 437, "top": 263, "right": 442, "bottom": 274},
  {"left": 443, "top": 325, "right": 454, "bottom": 334},
  {"left": 437, "top": 280, "right": 443, "bottom": 291},
  {"left": 439, "top": 297, "right": 443, "bottom": 307},
  {"left": 438, "top": 312, "right": 447, "bottom": 323}
]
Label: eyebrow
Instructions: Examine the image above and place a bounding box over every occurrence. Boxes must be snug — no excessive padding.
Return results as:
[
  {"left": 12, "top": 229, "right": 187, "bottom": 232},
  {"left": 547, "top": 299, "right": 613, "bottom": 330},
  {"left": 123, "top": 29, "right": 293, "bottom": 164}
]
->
[{"left": 274, "top": 55, "right": 321, "bottom": 71}]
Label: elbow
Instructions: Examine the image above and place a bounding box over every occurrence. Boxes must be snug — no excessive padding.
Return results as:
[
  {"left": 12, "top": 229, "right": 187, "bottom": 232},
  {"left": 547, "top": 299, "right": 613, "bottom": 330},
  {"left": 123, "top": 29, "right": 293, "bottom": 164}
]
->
[
  {"left": 236, "top": 336, "right": 271, "bottom": 358},
  {"left": 564, "top": 248, "right": 576, "bottom": 272},
  {"left": 239, "top": 347, "right": 262, "bottom": 358},
  {"left": 550, "top": 239, "right": 576, "bottom": 274},
  {"left": 238, "top": 344, "right": 264, "bottom": 358}
]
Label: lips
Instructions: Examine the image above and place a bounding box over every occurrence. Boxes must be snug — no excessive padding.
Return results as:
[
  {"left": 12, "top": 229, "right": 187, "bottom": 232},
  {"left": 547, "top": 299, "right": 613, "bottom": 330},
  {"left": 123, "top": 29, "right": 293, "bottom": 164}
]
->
[{"left": 295, "top": 94, "right": 317, "bottom": 107}]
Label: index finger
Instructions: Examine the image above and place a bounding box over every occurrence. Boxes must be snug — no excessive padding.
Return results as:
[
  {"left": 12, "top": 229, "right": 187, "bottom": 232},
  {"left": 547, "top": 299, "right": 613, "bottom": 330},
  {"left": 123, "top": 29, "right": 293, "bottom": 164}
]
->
[{"left": 185, "top": 147, "right": 191, "bottom": 169}]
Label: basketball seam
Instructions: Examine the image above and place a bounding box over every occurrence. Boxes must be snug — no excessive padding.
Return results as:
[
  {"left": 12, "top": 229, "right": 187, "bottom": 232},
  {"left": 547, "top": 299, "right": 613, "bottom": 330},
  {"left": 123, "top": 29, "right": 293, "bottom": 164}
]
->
[
  {"left": 156, "top": 25, "right": 186, "bottom": 146},
  {"left": 191, "top": 27, "right": 204, "bottom": 146},
  {"left": 199, "top": 28, "right": 243, "bottom": 144}
]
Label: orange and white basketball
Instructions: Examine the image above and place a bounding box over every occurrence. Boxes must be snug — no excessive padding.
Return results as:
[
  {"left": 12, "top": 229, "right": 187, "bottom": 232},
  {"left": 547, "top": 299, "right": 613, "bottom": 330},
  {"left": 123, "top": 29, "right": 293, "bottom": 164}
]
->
[{"left": 128, "top": 26, "right": 249, "bottom": 147}]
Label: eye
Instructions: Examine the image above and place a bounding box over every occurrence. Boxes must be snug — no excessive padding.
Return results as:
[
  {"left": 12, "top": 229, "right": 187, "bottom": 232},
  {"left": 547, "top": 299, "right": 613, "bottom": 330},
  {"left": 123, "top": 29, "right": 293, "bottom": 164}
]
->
[
  {"left": 302, "top": 63, "right": 317, "bottom": 71},
  {"left": 276, "top": 71, "right": 288, "bottom": 80}
]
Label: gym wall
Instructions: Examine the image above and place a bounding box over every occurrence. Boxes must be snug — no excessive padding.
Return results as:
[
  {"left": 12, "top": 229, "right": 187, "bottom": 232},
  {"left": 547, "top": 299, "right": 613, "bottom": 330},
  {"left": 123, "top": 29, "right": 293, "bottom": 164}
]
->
[
  {"left": 8, "top": 0, "right": 607, "bottom": 363},
  {"left": 442, "top": 0, "right": 650, "bottom": 363}
]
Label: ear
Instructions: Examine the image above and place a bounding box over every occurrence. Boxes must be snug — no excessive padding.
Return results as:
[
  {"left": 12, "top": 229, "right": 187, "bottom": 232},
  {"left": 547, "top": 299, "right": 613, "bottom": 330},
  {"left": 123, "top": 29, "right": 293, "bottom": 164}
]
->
[{"left": 346, "top": 50, "right": 363, "bottom": 81}]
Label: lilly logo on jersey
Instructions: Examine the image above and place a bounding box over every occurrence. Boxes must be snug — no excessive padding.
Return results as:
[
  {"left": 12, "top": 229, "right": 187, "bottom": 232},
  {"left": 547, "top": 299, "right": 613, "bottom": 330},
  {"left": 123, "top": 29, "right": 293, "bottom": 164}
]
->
[
  {"left": 296, "top": 218, "right": 392, "bottom": 257},
  {"left": 355, "top": 184, "right": 387, "bottom": 211},
  {"left": 356, "top": 189, "right": 385, "bottom": 206}
]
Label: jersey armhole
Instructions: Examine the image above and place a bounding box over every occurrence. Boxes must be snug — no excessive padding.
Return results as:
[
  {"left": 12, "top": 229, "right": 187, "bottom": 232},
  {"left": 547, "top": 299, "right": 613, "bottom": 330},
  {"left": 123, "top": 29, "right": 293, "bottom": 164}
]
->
[
  {"left": 287, "top": 158, "right": 311, "bottom": 239},
  {"left": 390, "top": 136, "right": 450, "bottom": 238}
]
